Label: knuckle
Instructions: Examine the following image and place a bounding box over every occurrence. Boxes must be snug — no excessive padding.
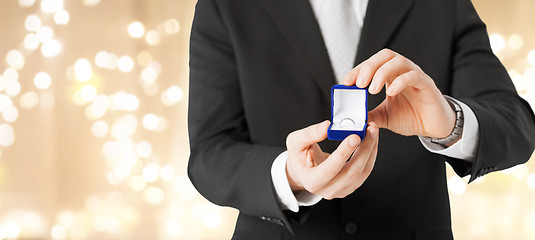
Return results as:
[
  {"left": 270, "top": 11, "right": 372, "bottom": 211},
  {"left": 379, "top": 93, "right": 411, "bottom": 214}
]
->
[
  {"left": 321, "top": 166, "right": 338, "bottom": 179},
  {"left": 286, "top": 132, "right": 295, "bottom": 147},
  {"left": 394, "top": 55, "right": 407, "bottom": 65},
  {"left": 360, "top": 61, "right": 373, "bottom": 71},
  {"left": 323, "top": 195, "right": 334, "bottom": 200},
  {"left": 381, "top": 48, "right": 396, "bottom": 57},
  {"left": 322, "top": 192, "right": 336, "bottom": 200},
  {"left": 305, "top": 183, "right": 321, "bottom": 194},
  {"left": 396, "top": 72, "right": 409, "bottom": 83},
  {"left": 380, "top": 48, "right": 391, "bottom": 55}
]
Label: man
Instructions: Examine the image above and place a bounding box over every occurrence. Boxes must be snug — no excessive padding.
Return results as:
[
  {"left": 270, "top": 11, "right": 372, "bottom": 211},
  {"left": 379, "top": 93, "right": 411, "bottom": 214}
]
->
[{"left": 188, "top": 0, "right": 535, "bottom": 239}]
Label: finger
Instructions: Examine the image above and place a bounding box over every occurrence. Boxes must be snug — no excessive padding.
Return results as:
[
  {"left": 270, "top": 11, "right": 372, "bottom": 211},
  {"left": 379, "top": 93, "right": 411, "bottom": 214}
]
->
[
  {"left": 342, "top": 67, "right": 359, "bottom": 86},
  {"left": 337, "top": 136, "right": 378, "bottom": 199},
  {"left": 331, "top": 125, "right": 378, "bottom": 183},
  {"left": 368, "top": 102, "right": 388, "bottom": 129},
  {"left": 317, "top": 124, "right": 379, "bottom": 198},
  {"left": 307, "top": 134, "right": 360, "bottom": 190},
  {"left": 354, "top": 49, "right": 398, "bottom": 88},
  {"left": 287, "top": 120, "right": 330, "bottom": 151},
  {"left": 361, "top": 129, "right": 379, "bottom": 177},
  {"left": 310, "top": 143, "right": 326, "bottom": 167},
  {"left": 368, "top": 55, "right": 413, "bottom": 94},
  {"left": 385, "top": 70, "right": 431, "bottom": 96},
  {"left": 351, "top": 123, "right": 379, "bottom": 175}
]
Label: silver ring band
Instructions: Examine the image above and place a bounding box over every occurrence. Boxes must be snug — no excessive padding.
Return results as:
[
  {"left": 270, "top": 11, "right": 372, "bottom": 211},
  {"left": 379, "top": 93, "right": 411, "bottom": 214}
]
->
[{"left": 339, "top": 118, "right": 355, "bottom": 129}]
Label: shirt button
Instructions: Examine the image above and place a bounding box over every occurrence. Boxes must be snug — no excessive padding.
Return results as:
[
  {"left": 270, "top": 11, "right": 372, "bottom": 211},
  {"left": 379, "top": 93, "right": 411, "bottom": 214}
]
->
[{"left": 345, "top": 222, "right": 358, "bottom": 235}]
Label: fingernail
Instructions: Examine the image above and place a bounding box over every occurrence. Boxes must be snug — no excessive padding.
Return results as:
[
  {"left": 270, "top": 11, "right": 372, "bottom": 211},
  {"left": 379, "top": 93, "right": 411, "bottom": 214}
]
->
[
  {"left": 386, "top": 85, "right": 395, "bottom": 95},
  {"left": 349, "top": 136, "right": 358, "bottom": 147},
  {"left": 357, "top": 74, "right": 364, "bottom": 87},
  {"left": 342, "top": 73, "right": 351, "bottom": 85},
  {"left": 369, "top": 83, "right": 375, "bottom": 93}
]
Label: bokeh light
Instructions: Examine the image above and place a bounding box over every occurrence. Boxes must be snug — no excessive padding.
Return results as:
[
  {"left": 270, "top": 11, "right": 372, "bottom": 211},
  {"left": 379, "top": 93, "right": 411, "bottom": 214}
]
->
[
  {"left": 164, "top": 19, "right": 180, "bottom": 35},
  {"left": 74, "top": 59, "right": 93, "bottom": 82},
  {"left": 23, "top": 33, "right": 40, "bottom": 50},
  {"left": 489, "top": 33, "right": 505, "bottom": 53},
  {"left": 91, "top": 120, "right": 109, "bottom": 138},
  {"left": 135, "top": 141, "right": 152, "bottom": 158},
  {"left": 50, "top": 225, "right": 67, "bottom": 240},
  {"left": 145, "top": 30, "right": 161, "bottom": 46},
  {"left": 161, "top": 86, "right": 183, "bottom": 106},
  {"left": 141, "top": 66, "right": 158, "bottom": 83},
  {"left": 136, "top": 51, "right": 152, "bottom": 67},
  {"left": 117, "top": 56, "right": 134, "bottom": 72},
  {"left": 165, "top": 218, "right": 182, "bottom": 237},
  {"left": 36, "top": 26, "right": 54, "bottom": 43},
  {"left": 128, "top": 22, "right": 145, "bottom": 38},
  {"left": 0, "top": 123, "right": 15, "bottom": 147},
  {"left": 20, "top": 91, "right": 39, "bottom": 109},
  {"left": 83, "top": 0, "right": 101, "bottom": 6},
  {"left": 128, "top": 175, "right": 146, "bottom": 192},
  {"left": 25, "top": 15, "right": 41, "bottom": 32},
  {"left": 18, "top": 0, "right": 36, "bottom": 7},
  {"left": 54, "top": 10, "right": 70, "bottom": 25},
  {"left": 160, "top": 165, "right": 175, "bottom": 182},
  {"left": 40, "top": 0, "right": 64, "bottom": 13},
  {"left": 6, "top": 49, "right": 25, "bottom": 70},
  {"left": 508, "top": 34, "right": 524, "bottom": 50},
  {"left": 143, "top": 186, "right": 165, "bottom": 205},
  {"left": 142, "top": 163, "right": 160, "bottom": 183},
  {"left": 142, "top": 113, "right": 159, "bottom": 130},
  {"left": 528, "top": 50, "right": 535, "bottom": 66},
  {"left": 41, "top": 39, "right": 62, "bottom": 57},
  {"left": 34, "top": 72, "right": 52, "bottom": 89}
]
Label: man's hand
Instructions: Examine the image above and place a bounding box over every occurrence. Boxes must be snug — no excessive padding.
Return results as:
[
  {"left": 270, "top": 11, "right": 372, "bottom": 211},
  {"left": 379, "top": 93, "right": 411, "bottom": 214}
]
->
[
  {"left": 343, "top": 49, "right": 456, "bottom": 138},
  {"left": 286, "top": 120, "right": 379, "bottom": 200}
]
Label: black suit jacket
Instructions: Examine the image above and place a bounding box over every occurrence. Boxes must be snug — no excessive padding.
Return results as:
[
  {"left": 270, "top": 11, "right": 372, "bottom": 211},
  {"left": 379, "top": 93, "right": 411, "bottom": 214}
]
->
[{"left": 188, "top": 0, "right": 535, "bottom": 239}]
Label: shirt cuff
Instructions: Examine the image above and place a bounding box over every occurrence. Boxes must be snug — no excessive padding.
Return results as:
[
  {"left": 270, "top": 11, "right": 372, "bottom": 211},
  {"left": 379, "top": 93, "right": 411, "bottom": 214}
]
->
[
  {"left": 418, "top": 98, "right": 479, "bottom": 162},
  {"left": 271, "top": 151, "right": 322, "bottom": 212}
]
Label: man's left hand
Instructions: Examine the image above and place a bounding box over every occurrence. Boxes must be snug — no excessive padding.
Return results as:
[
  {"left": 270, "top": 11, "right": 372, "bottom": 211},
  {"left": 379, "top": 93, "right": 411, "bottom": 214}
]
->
[{"left": 343, "top": 49, "right": 455, "bottom": 138}]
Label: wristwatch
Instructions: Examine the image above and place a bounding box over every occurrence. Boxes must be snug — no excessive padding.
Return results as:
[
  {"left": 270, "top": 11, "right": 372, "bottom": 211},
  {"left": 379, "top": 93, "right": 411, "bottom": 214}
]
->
[{"left": 421, "top": 95, "right": 464, "bottom": 146}]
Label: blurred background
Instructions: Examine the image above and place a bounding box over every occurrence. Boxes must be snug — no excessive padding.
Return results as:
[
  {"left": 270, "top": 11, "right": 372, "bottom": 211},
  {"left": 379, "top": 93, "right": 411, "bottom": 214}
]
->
[{"left": 0, "top": 0, "right": 534, "bottom": 239}]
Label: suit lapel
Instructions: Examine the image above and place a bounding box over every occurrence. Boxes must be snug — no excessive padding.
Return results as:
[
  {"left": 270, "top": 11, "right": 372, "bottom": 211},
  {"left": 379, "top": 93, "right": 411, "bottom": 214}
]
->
[
  {"left": 356, "top": 0, "right": 414, "bottom": 64},
  {"left": 259, "top": 0, "right": 335, "bottom": 99},
  {"left": 356, "top": 0, "right": 414, "bottom": 109}
]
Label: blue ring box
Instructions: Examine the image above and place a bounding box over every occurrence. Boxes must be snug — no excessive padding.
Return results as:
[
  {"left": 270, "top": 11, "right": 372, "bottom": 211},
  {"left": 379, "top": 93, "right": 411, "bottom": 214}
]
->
[{"left": 327, "top": 85, "right": 368, "bottom": 140}]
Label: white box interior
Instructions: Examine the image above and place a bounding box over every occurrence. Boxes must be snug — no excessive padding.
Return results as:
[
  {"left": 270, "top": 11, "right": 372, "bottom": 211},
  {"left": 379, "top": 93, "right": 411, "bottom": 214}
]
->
[{"left": 332, "top": 89, "right": 366, "bottom": 131}]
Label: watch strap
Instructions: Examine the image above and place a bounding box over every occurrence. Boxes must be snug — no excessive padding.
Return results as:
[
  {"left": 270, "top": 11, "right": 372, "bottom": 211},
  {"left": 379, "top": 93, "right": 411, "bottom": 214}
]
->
[{"left": 421, "top": 95, "right": 464, "bottom": 146}]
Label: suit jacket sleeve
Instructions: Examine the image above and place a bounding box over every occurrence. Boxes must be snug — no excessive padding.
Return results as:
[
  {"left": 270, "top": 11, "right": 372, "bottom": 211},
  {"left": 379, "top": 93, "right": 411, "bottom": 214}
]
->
[
  {"left": 187, "top": 0, "right": 294, "bottom": 231},
  {"left": 447, "top": 0, "right": 535, "bottom": 182}
]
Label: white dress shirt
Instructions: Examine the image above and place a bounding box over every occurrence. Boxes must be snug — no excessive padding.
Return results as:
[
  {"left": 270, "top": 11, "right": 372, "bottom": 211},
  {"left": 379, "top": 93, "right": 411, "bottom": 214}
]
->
[{"left": 271, "top": 0, "right": 480, "bottom": 212}]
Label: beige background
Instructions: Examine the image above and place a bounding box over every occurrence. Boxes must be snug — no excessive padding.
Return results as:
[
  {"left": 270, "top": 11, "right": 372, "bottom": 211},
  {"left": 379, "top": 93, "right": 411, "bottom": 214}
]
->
[{"left": 0, "top": 0, "right": 534, "bottom": 239}]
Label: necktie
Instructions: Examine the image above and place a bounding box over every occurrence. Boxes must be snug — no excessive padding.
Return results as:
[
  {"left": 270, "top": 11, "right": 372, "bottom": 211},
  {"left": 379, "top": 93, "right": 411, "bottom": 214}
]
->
[{"left": 315, "top": 0, "right": 359, "bottom": 83}]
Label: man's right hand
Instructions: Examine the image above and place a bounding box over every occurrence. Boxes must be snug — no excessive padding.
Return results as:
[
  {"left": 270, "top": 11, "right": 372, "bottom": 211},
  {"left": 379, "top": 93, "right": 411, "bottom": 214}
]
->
[{"left": 285, "top": 120, "right": 379, "bottom": 200}]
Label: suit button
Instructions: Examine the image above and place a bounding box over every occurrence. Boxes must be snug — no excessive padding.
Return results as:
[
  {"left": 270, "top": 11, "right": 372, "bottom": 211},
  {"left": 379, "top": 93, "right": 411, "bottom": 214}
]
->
[{"left": 345, "top": 222, "right": 358, "bottom": 235}]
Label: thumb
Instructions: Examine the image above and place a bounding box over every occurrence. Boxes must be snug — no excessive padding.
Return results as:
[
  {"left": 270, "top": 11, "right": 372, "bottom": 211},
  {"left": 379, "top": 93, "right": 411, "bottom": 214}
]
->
[
  {"left": 368, "top": 103, "right": 386, "bottom": 129},
  {"left": 286, "top": 120, "right": 330, "bottom": 151}
]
